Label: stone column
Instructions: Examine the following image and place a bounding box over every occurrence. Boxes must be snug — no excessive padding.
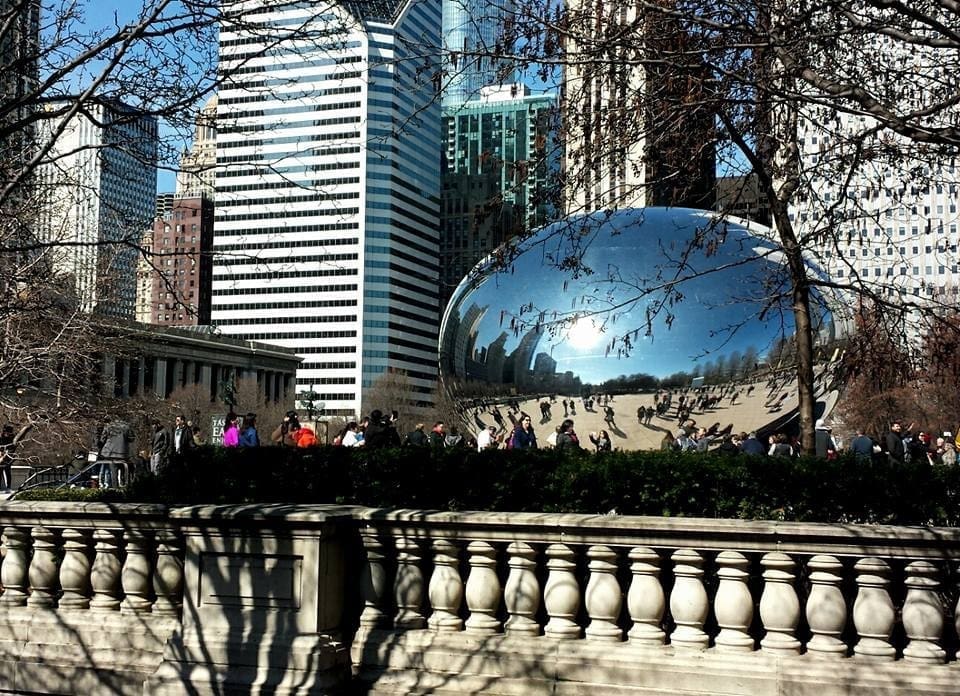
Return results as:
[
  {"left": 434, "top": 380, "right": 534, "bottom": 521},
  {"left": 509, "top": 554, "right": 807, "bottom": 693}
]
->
[
  {"left": 359, "top": 533, "right": 390, "bottom": 629},
  {"left": 902, "top": 561, "right": 946, "bottom": 664},
  {"left": 172, "top": 360, "right": 185, "bottom": 392},
  {"left": 102, "top": 354, "right": 117, "bottom": 397},
  {"left": 27, "top": 526, "right": 60, "bottom": 608},
  {"left": 669, "top": 549, "right": 709, "bottom": 649},
  {"left": 852, "top": 557, "right": 896, "bottom": 660},
  {"left": 393, "top": 536, "right": 426, "bottom": 629},
  {"left": 627, "top": 547, "right": 665, "bottom": 645},
  {"left": 759, "top": 552, "right": 801, "bottom": 655},
  {"left": 200, "top": 363, "right": 213, "bottom": 389},
  {"left": 137, "top": 356, "right": 147, "bottom": 395},
  {"left": 153, "top": 530, "right": 184, "bottom": 616},
  {"left": 806, "top": 555, "right": 848, "bottom": 658},
  {"left": 59, "top": 528, "right": 92, "bottom": 611},
  {"left": 585, "top": 545, "right": 622, "bottom": 641},
  {"left": 90, "top": 529, "right": 123, "bottom": 612},
  {"left": 504, "top": 542, "right": 540, "bottom": 636},
  {"left": 120, "top": 359, "right": 132, "bottom": 398},
  {"left": 121, "top": 530, "right": 154, "bottom": 614},
  {"left": 0, "top": 527, "right": 30, "bottom": 606},
  {"left": 427, "top": 539, "right": 463, "bottom": 632},
  {"left": 544, "top": 543, "right": 581, "bottom": 639},
  {"left": 464, "top": 541, "right": 501, "bottom": 634},
  {"left": 714, "top": 551, "right": 754, "bottom": 652},
  {"left": 154, "top": 357, "right": 169, "bottom": 399}
]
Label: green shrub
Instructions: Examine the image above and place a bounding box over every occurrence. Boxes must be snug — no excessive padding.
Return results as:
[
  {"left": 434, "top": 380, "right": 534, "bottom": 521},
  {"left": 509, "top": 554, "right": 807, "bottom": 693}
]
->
[{"left": 14, "top": 446, "right": 960, "bottom": 526}]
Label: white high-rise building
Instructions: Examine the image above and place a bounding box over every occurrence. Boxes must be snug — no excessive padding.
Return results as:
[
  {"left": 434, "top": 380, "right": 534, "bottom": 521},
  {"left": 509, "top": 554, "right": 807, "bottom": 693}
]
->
[
  {"left": 789, "top": 34, "right": 960, "bottom": 312},
  {"left": 213, "top": 0, "right": 442, "bottom": 417},
  {"left": 36, "top": 99, "right": 158, "bottom": 318}
]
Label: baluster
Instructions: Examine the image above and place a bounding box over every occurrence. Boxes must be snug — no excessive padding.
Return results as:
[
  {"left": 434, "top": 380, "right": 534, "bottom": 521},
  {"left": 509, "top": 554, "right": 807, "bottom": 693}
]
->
[
  {"left": 585, "top": 545, "right": 622, "bottom": 641},
  {"left": 715, "top": 551, "right": 753, "bottom": 652},
  {"left": 0, "top": 527, "right": 30, "bottom": 606},
  {"left": 428, "top": 539, "right": 463, "bottom": 632},
  {"left": 393, "top": 536, "right": 426, "bottom": 629},
  {"left": 759, "top": 552, "right": 801, "bottom": 655},
  {"left": 627, "top": 547, "right": 665, "bottom": 646},
  {"left": 59, "top": 528, "right": 91, "bottom": 611},
  {"left": 504, "top": 542, "right": 540, "bottom": 636},
  {"left": 806, "top": 555, "right": 847, "bottom": 658},
  {"left": 669, "top": 549, "right": 709, "bottom": 649},
  {"left": 902, "top": 561, "right": 945, "bottom": 663},
  {"left": 153, "top": 530, "right": 183, "bottom": 616},
  {"left": 90, "top": 529, "right": 123, "bottom": 612},
  {"left": 544, "top": 543, "right": 581, "bottom": 639},
  {"left": 465, "top": 541, "right": 501, "bottom": 634},
  {"left": 359, "top": 532, "right": 389, "bottom": 629},
  {"left": 955, "top": 561, "right": 960, "bottom": 662},
  {"left": 121, "top": 530, "right": 153, "bottom": 614},
  {"left": 27, "top": 526, "right": 59, "bottom": 608},
  {"left": 852, "top": 557, "right": 895, "bottom": 660}
]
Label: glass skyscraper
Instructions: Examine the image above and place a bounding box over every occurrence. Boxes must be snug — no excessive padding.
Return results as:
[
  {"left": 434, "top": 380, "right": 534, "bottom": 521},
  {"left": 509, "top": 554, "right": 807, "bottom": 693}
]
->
[{"left": 441, "top": 0, "right": 516, "bottom": 107}]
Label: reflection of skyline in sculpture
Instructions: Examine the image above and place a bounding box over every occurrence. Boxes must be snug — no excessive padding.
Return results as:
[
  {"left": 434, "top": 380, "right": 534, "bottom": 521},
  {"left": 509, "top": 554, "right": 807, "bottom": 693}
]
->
[{"left": 440, "top": 208, "right": 835, "bottom": 397}]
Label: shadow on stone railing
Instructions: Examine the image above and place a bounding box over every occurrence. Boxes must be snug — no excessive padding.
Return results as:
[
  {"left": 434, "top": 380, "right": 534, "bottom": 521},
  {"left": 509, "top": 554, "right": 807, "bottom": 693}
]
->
[
  {"left": 1, "top": 503, "right": 960, "bottom": 695},
  {"left": 0, "top": 502, "right": 183, "bottom": 694},
  {"left": 351, "top": 510, "right": 960, "bottom": 695}
]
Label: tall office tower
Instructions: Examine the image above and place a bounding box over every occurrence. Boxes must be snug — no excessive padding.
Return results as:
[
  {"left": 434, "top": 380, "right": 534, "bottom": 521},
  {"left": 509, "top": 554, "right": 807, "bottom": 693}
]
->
[
  {"left": 175, "top": 95, "right": 218, "bottom": 198},
  {"left": 35, "top": 100, "right": 158, "bottom": 319},
  {"left": 789, "top": 34, "right": 960, "bottom": 311},
  {"left": 137, "top": 194, "right": 214, "bottom": 326},
  {"left": 439, "top": 84, "right": 557, "bottom": 306},
  {"left": 441, "top": 0, "right": 515, "bottom": 106},
  {"left": 0, "top": 0, "right": 39, "bottom": 187},
  {"left": 213, "top": 0, "right": 442, "bottom": 418},
  {"left": 560, "top": 0, "right": 715, "bottom": 214}
]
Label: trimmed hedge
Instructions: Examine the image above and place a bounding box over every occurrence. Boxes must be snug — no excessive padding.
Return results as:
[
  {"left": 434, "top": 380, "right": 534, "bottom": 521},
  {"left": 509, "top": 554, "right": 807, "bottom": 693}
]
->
[{"left": 16, "top": 446, "right": 960, "bottom": 526}]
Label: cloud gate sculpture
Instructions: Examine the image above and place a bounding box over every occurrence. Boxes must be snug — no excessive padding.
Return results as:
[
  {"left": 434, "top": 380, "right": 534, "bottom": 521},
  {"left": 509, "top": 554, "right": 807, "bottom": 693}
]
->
[{"left": 439, "top": 207, "right": 840, "bottom": 450}]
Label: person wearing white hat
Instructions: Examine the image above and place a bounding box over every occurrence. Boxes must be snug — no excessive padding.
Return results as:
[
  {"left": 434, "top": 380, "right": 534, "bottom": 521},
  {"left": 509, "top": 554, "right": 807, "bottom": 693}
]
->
[{"left": 815, "top": 418, "right": 837, "bottom": 459}]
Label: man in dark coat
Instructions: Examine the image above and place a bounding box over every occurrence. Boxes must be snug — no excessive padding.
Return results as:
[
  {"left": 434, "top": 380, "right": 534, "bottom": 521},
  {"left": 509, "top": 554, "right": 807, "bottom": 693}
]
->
[
  {"left": 363, "top": 410, "right": 401, "bottom": 449},
  {"left": 885, "top": 421, "right": 905, "bottom": 464}
]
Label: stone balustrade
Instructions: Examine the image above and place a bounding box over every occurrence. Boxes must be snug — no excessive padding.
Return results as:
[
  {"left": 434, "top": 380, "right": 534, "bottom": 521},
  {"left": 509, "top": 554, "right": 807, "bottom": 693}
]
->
[
  {"left": 0, "top": 502, "right": 957, "bottom": 695},
  {"left": 352, "top": 510, "right": 960, "bottom": 695}
]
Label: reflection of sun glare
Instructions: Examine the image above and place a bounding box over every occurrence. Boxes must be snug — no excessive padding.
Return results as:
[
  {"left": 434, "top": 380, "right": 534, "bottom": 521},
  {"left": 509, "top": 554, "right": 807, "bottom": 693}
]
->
[{"left": 566, "top": 317, "right": 601, "bottom": 350}]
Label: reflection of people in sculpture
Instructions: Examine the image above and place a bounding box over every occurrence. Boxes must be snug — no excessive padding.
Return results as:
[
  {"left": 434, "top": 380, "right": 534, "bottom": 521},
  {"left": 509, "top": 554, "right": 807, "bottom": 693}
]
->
[
  {"left": 562, "top": 399, "right": 569, "bottom": 417},
  {"left": 603, "top": 405, "right": 615, "bottom": 427},
  {"left": 637, "top": 406, "right": 645, "bottom": 424},
  {"left": 589, "top": 430, "right": 612, "bottom": 452}
]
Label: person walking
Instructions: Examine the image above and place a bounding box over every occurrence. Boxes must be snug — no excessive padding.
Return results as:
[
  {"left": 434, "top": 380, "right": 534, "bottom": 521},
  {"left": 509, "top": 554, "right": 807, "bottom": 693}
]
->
[
  {"left": 173, "top": 415, "right": 194, "bottom": 457},
  {"left": 0, "top": 424, "right": 17, "bottom": 491},
  {"left": 150, "top": 420, "right": 171, "bottom": 474},
  {"left": 99, "top": 417, "right": 134, "bottom": 488}
]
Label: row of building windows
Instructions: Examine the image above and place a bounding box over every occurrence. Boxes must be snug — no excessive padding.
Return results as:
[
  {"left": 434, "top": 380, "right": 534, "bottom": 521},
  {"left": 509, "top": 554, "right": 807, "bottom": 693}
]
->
[
  {"left": 223, "top": 54, "right": 362, "bottom": 77},
  {"left": 212, "top": 267, "right": 356, "bottom": 282},
  {"left": 211, "top": 282, "right": 358, "bottom": 297},
  {"left": 219, "top": 85, "right": 361, "bottom": 106},
  {"left": 213, "top": 298, "right": 357, "bottom": 311},
  {"left": 216, "top": 161, "right": 360, "bottom": 178},
  {"left": 217, "top": 191, "right": 360, "bottom": 208},
  {"left": 299, "top": 361, "right": 356, "bottom": 370},
  {"left": 214, "top": 236, "right": 359, "bottom": 252},
  {"left": 216, "top": 315, "right": 355, "bottom": 327},
  {"left": 217, "top": 177, "right": 360, "bottom": 193},
  {"left": 215, "top": 252, "right": 358, "bottom": 267},
  {"left": 236, "top": 334, "right": 357, "bottom": 346},
  {"left": 217, "top": 146, "right": 361, "bottom": 164},
  {"left": 218, "top": 129, "right": 359, "bottom": 149},
  {"left": 217, "top": 101, "right": 362, "bottom": 121},
  {"left": 216, "top": 207, "right": 359, "bottom": 222},
  {"left": 219, "top": 116, "right": 361, "bottom": 136}
]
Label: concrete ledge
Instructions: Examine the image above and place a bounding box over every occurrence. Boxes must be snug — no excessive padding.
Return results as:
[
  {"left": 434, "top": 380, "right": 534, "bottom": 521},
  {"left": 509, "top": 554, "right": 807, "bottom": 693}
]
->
[{"left": 352, "top": 628, "right": 960, "bottom": 696}]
